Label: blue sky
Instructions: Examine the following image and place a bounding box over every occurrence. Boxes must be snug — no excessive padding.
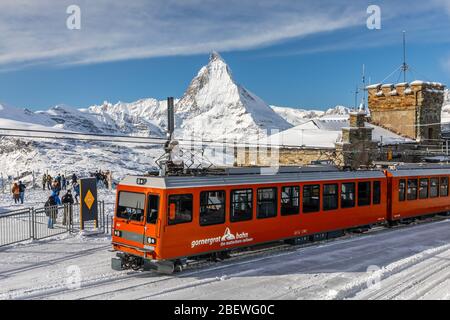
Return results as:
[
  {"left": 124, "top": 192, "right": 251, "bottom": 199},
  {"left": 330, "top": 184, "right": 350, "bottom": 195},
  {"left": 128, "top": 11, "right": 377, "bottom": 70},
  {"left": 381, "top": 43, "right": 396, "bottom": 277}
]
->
[{"left": 1, "top": 0, "right": 450, "bottom": 110}]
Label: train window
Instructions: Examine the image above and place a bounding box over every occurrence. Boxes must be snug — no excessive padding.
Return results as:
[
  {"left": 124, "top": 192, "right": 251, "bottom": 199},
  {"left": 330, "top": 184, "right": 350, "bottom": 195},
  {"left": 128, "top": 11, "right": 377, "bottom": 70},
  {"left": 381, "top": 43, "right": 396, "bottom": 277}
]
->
[
  {"left": 303, "top": 185, "right": 320, "bottom": 213},
  {"left": 419, "top": 179, "right": 429, "bottom": 199},
  {"left": 430, "top": 178, "right": 439, "bottom": 198},
  {"left": 117, "top": 192, "right": 145, "bottom": 222},
  {"left": 281, "top": 186, "right": 300, "bottom": 216},
  {"left": 323, "top": 184, "right": 338, "bottom": 211},
  {"left": 200, "top": 191, "right": 226, "bottom": 226},
  {"left": 407, "top": 179, "right": 418, "bottom": 201},
  {"left": 358, "top": 182, "right": 371, "bottom": 206},
  {"left": 257, "top": 188, "right": 277, "bottom": 219},
  {"left": 399, "top": 180, "right": 406, "bottom": 201},
  {"left": 231, "top": 189, "right": 253, "bottom": 222},
  {"left": 341, "top": 183, "right": 355, "bottom": 208},
  {"left": 168, "top": 194, "right": 193, "bottom": 225},
  {"left": 373, "top": 181, "right": 381, "bottom": 205},
  {"left": 440, "top": 177, "right": 449, "bottom": 197},
  {"left": 147, "top": 194, "right": 159, "bottom": 224}
]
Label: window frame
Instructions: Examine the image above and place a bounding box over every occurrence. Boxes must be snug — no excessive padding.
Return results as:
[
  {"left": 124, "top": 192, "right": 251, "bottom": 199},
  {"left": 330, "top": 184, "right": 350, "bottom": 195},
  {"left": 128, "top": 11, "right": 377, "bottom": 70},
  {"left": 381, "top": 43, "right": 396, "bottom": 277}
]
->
[
  {"left": 302, "top": 184, "right": 321, "bottom": 213},
  {"left": 357, "top": 181, "right": 371, "bottom": 207},
  {"left": 323, "top": 184, "right": 338, "bottom": 211},
  {"left": 230, "top": 189, "right": 253, "bottom": 222},
  {"left": 373, "top": 181, "right": 381, "bottom": 205},
  {"left": 200, "top": 190, "right": 226, "bottom": 227},
  {"left": 167, "top": 194, "right": 193, "bottom": 226},
  {"left": 280, "top": 186, "right": 300, "bottom": 216},
  {"left": 399, "top": 179, "right": 406, "bottom": 202},
  {"left": 341, "top": 182, "right": 356, "bottom": 209},
  {"left": 440, "top": 177, "right": 449, "bottom": 197},
  {"left": 407, "top": 179, "right": 418, "bottom": 201},
  {"left": 116, "top": 191, "right": 146, "bottom": 222},
  {"left": 419, "top": 178, "right": 429, "bottom": 199},
  {"left": 147, "top": 194, "right": 160, "bottom": 224},
  {"left": 430, "top": 177, "right": 439, "bottom": 198},
  {"left": 257, "top": 187, "right": 278, "bottom": 219}
]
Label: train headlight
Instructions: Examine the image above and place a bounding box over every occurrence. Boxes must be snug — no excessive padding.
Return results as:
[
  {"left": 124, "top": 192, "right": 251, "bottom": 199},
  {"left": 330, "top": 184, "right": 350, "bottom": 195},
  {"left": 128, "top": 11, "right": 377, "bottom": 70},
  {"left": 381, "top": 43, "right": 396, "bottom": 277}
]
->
[
  {"left": 147, "top": 237, "right": 156, "bottom": 244},
  {"left": 114, "top": 230, "right": 122, "bottom": 237}
]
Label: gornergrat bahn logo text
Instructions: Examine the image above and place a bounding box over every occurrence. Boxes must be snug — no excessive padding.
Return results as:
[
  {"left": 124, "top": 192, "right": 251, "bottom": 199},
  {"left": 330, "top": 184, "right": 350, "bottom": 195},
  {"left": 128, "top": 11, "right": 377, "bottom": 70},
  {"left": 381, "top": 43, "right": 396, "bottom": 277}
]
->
[{"left": 191, "top": 227, "right": 253, "bottom": 248}]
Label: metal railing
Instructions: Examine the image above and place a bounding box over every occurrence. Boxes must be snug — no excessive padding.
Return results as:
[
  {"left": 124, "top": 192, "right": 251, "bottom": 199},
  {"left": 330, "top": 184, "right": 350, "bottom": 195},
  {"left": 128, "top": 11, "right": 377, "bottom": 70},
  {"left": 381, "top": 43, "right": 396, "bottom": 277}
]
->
[
  {"left": 0, "top": 201, "right": 108, "bottom": 247},
  {"left": 0, "top": 208, "right": 33, "bottom": 247}
]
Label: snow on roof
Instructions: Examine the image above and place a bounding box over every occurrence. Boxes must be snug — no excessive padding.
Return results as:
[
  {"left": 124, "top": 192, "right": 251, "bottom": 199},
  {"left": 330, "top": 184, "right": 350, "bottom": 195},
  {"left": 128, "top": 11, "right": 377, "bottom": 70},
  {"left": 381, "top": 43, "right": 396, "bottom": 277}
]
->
[
  {"left": 366, "top": 83, "right": 381, "bottom": 89},
  {"left": 256, "top": 118, "right": 414, "bottom": 148}
]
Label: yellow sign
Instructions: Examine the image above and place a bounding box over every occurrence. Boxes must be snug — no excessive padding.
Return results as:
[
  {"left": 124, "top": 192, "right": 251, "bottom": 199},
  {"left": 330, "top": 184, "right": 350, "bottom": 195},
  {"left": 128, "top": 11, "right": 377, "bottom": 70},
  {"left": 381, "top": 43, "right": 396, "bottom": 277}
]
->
[{"left": 84, "top": 190, "right": 95, "bottom": 210}]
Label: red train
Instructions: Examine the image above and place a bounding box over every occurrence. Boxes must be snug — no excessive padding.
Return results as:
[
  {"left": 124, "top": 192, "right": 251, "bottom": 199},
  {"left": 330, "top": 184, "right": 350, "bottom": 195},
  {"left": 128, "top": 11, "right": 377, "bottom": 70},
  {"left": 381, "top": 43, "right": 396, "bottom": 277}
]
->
[{"left": 111, "top": 165, "right": 450, "bottom": 273}]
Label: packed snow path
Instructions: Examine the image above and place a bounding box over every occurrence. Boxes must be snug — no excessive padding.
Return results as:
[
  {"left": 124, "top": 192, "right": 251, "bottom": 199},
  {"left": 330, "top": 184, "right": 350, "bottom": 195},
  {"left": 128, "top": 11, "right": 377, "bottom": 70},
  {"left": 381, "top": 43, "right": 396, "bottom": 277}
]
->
[{"left": 1, "top": 218, "right": 450, "bottom": 300}]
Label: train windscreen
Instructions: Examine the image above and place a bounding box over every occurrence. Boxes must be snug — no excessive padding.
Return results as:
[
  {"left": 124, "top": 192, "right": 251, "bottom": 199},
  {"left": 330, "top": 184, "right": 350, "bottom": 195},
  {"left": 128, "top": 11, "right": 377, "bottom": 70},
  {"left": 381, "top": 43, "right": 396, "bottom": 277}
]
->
[{"left": 117, "top": 192, "right": 145, "bottom": 222}]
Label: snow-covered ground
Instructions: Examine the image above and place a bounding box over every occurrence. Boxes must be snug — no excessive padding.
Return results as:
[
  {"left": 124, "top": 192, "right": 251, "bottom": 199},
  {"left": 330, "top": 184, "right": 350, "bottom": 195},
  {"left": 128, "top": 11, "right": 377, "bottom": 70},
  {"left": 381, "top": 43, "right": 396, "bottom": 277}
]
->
[{"left": 1, "top": 216, "right": 450, "bottom": 300}]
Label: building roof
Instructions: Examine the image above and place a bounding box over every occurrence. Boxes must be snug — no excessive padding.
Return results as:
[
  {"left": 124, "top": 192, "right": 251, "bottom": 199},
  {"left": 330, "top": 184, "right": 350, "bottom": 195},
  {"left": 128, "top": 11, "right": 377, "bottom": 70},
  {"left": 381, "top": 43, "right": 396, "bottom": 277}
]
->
[{"left": 258, "top": 118, "right": 415, "bottom": 148}]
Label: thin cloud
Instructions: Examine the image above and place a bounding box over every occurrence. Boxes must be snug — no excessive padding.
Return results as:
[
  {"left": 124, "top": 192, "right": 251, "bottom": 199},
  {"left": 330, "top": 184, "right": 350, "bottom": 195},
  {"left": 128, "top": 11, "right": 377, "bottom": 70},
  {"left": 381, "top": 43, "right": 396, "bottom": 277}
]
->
[{"left": 0, "top": 0, "right": 449, "bottom": 70}]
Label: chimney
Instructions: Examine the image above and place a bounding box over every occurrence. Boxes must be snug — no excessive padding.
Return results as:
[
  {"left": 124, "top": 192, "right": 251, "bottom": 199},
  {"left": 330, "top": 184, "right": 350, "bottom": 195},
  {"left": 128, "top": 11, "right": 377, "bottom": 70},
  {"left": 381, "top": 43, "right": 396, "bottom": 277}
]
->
[{"left": 349, "top": 111, "right": 366, "bottom": 128}]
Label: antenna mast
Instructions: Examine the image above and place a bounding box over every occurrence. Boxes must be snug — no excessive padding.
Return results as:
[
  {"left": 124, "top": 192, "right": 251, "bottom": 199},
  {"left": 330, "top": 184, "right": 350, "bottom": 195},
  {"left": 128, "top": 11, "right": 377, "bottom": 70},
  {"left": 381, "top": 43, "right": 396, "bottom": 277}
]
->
[
  {"left": 360, "top": 64, "right": 367, "bottom": 112},
  {"left": 401, "top": 31, "right": 409, "bottom": 83}
]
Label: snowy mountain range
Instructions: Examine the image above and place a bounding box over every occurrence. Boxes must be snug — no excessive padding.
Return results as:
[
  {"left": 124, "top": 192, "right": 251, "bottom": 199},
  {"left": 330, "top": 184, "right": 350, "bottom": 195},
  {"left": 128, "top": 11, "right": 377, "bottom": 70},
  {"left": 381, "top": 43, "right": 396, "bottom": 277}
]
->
[
  {"left": 0, "top": 52, "right": 364, "bottom": 179},
  {"left": 0, "top": 52, "right": 351, "bottom": 141}
]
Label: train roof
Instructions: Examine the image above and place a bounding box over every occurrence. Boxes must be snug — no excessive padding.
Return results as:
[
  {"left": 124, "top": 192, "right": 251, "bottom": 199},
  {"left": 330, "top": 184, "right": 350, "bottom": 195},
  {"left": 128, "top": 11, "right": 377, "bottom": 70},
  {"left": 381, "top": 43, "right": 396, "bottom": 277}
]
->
[{"left": 119, "top": 167, "right": 386, "bottom": 189}]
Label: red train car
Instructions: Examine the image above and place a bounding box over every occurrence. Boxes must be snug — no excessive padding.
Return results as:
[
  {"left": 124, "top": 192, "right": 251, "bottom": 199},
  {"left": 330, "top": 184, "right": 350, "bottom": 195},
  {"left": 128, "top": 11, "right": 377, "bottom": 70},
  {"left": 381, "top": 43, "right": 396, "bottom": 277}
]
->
[
  {"left": 387, "top": 166, "right": 450, "bottom": 221},
  {"left": 111, "top": 166, "right": 388, "bottom": 273}
]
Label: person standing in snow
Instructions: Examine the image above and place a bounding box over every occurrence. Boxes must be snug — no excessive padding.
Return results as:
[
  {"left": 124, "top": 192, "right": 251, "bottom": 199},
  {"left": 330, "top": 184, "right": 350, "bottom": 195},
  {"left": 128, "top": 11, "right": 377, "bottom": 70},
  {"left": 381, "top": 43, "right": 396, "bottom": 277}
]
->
[
  {"left": 71, "top": 173, "right": 78, "bottom": 186},
  {"left": 18, "top": 181, "right": 26, "bottom": 204},
  {"left": 62, "top": 190, "right": 74, "bottom": 226},
  {"left": 61, "top": 175, "right": 67, "bottom": 190},
  {"left": 46, "top": 174, "right": 52, "bottom": 190},
  {"left": 45, "top": 191, "right": 61, "bottom": 229},
  {"left": 42, "top": 174, "right": 47, "bottom": 190},
  {"left": 11, "top": 182, "right": 20, "bottom": 204},
  {"left": 73, "top": 182, "right": 80, "bottom": 204}
]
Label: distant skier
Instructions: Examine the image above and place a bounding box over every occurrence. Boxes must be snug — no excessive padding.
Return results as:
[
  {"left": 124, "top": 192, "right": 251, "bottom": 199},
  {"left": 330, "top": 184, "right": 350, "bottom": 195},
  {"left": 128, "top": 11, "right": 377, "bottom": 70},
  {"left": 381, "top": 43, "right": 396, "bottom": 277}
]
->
[
  {"left": 11, "top": 182, "right": 20, "bottom": 204},
  {"left": 18, "top": 181, "right": 26, "bottom": 204}
]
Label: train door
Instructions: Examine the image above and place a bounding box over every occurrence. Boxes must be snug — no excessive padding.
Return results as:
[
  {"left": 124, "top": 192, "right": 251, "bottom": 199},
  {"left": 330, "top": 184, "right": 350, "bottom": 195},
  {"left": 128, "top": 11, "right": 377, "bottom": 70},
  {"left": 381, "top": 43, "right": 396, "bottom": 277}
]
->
[{"left": 144, "top": 194, "right": 161, "bottom": 249}]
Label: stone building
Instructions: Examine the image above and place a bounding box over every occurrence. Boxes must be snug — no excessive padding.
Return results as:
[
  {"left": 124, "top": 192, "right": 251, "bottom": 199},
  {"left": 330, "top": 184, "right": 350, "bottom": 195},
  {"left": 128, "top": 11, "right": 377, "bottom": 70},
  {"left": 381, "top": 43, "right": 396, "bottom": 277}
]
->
[
  {"left": 235, "top": 80, "right": 446, "bottom": 169},
  {"left": 367, "top": 81, "right": 445, "bottom": 144}
]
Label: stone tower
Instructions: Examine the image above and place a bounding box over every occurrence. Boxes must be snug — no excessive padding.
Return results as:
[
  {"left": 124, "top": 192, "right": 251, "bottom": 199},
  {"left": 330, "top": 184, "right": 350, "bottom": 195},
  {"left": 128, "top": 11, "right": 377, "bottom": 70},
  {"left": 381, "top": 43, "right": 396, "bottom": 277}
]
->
[
  {"left": 367, "top": 81, "right": 445, "bottom": 143},
  {"left": 335, "top": 111, "right": 378, "bottom": 169}
]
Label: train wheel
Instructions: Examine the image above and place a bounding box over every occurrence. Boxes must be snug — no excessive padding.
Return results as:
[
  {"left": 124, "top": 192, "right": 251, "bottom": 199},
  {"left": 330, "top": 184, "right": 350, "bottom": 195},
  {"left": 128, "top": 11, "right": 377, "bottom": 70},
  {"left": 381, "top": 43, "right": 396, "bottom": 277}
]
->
[
  {"left": 174, "top": 260, "right": 183, "bottom": 273},
  {"left": 218, "top": 251, "right": 231, "bottom": 260}
]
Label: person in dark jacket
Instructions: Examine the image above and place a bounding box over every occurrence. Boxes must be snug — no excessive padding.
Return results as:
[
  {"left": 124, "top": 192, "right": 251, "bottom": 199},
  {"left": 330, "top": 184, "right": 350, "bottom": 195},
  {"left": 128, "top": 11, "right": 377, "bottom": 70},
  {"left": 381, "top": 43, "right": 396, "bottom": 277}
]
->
[
  {"left": 62, "top": 190, "right": 74, "bottom": 226},
  {"left": 61, "top": 175, "right": 67, "bottom": 190},
  {"left": 73, "top": 182, "right": 80, "bottom": 204},
  {"left": 45, "top": 191, "right": 61, "bottom": 229},
  {"left": 18, "top": 181, "right": 26, "bottom": 204},
  {"left": 71, "top": 173, "right": 78, "bottom": 185}
]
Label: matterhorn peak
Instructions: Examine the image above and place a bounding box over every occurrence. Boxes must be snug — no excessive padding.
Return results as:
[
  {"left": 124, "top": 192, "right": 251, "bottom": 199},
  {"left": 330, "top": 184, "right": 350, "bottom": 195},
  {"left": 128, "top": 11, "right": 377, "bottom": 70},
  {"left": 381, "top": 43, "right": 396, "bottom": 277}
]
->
[
  {"left": 209, "top": 51, "right": 223, "bottom": 62},
  {"left": 175, "top": 53, "right": 292, "bottom": 140}
]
